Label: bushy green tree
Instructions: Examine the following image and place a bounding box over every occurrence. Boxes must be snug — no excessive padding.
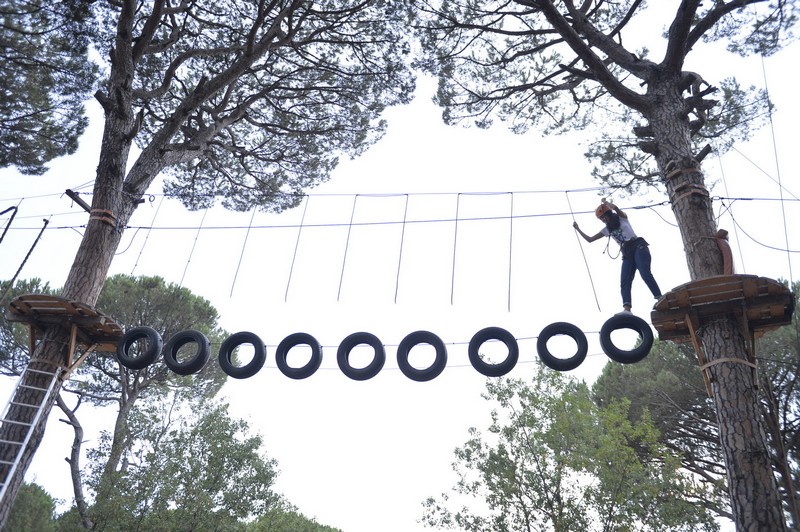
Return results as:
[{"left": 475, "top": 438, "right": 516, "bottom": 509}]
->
[
  {"left": 1, "top": 275, "right": 230, "bottom": 528},
  {"left": 0, "top": 2, "right": 416, "bottom": 522},
  {"left": 247, "top": 507, "right": 343, "bottom": 532},
  {"left": 0, "top": 278, "right": 55, "bottom": 374},
  {"left": 0, "top": 0, "right": 98, "bottom": 174},
  {"left": 413, "top": 2, "right": 797, "bottom": 527},
  {"left": 422, "top": 368, "right": 717, "bottom": 531},
  {"left": 84, "top": 401, "right": 280, "bottom": 531},
  {"left": 7, "top": 481, "right": 56, "bottom": 531},
  {"left": 594, "top": 280, "right": 800, "bottom": 526}
]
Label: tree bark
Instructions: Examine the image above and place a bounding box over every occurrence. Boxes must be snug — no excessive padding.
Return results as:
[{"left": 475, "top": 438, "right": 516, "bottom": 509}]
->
[
  {"left": 649, "top": 79, "right": 787, "bottom": 531},
  {"left": 56, "top": 394, "right": 93, "bottom": 530},
  {"left": 0, "top": 19, "right": 141, "bottom": 522}
]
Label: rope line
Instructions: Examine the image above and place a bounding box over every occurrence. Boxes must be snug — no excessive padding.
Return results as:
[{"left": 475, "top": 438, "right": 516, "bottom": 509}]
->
[
  {"left": 285, "top": 195, "right": 310, "bottom": 302},
  {"left": 394, "top": 194, "right": 409, "bottom": 304},
  {"left": 760, "top": 54, "right": 794, "bottom": 282},
  {"left": 0, "top": 217, "right": 49, "bottom": 305},
  {"left": 566, "top": 192, "right": 601, "bottom": 312},
  {"left": 131, "top": 194, "right": 165, "bottom": 275},
  {"left": 507, "top": 192, "right": 514, "bottom": 313},
  {"left": 230, "top": 207, "right": 257, "bottom": 297},
  {"left": 450, "top": 193, "right": 461, "bottom": 306},
  {"left": 179, "top": 208, "right": 207, "bottom": 287},
  {"left": 337, "top": 194, "right": 359, "bottom": 301},
  {"left": 0, "top": 205, "right": 19, "bottom": 244}
]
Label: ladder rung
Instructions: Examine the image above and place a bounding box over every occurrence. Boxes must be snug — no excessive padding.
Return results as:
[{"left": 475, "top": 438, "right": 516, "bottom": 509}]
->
[
  {"left": 10, "top": 402, "right": 40, "bottom": 409},
  {"left": 0, "top": 439, "right": 23, "bottom": 446},
  {"left": 0, "top": 419, "right": 33, "bottom": 428},
  {"left": 24, "top": 368, "right": 59, "bottom": 377},
  {"left": 18, "top": 384, "right": 49, "bottom": 392}
]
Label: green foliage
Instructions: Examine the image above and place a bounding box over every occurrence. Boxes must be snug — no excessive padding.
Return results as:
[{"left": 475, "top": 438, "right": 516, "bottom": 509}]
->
[
  {"left": 86, "top": 401, "right": 282, "bottom": 531},
  {"left": 593, "top": 280, "right": 800, "bottom": 524},
  {"left": 7, "top": 482, "right": 57, "bottom": 531},
  {"left": 81, "top": 273, "right": 229, "bottom": 404},
  {"left": 247, "top": 507, "right": 343, "bottom": 532},
  {"left": 0, "top": 278, "right": 56, "bottom": 374},
  {"left": 413, "top": 1, "right": 796, "bottom": 191},
  {"left": 0, "top": 0, "right": 98, "bottom": 175},
  {"left": 90, "top": 0, "right": 416, "bottom": 212},
  {"left": 422, "top": 368, "right": 718, "bottom": 531}
]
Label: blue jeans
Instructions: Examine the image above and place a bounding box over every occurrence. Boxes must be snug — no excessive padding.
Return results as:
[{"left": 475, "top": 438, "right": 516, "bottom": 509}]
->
[{"left": 620, "top": 243, "right": 661, "bottom": 308}]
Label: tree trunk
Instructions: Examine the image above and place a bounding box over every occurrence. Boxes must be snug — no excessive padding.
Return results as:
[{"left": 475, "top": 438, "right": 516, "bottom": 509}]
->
[
  {"left": 650, "top": 80, "right": 787, "bottom": 531},
  {"left": 0, "top": 45, "right": 142, "bottom": 523},
  {"left": 56, "top": 394, "right": 93, "bottom": 529}
]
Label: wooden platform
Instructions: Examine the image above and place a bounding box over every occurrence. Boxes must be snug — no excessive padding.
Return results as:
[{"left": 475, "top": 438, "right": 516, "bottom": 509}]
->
[
  {"left": 650, "top": 275, "right": 795, "bottom": 343},
  {"left": 6, "top": 294, "right": 123, "bottom": 353}
]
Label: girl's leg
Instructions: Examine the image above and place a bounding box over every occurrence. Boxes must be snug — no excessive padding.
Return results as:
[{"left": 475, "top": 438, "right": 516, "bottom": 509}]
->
[{"left": 635, "top": 246, "right": 662, "bottom": 298}]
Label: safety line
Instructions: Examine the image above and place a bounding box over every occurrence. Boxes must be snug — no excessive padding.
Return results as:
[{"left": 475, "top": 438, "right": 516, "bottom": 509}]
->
[
  {"left": 450, "top": 193, "right": 461, "bottom": 306},
  {"left": 394, "top": 194, "right": 409, "bottom": 304},
  {"left": 760, "top": 54, "right": 794, "bottom": 282},
  {"left": 716, "top": 150, "right": 747, "bottom": 274},
  {"left": 566, "top": 192, "right": 601, "bottom": 312},
  {"left": 7, "top": 196, "right": 795, "bottom": 232},
  {"left": 230, "top": 207, "right": 257, "bottom": 297},
  {"left": 285, "top": 195, "right": 310, "bottom": 302},
  {"left": 179, "top": 208, "right": 207, "bottom": 288},
  {"left": 507, "top": 192, "right": 514, "bottom": 313},
  {"left": 0, "top": 205, "right": 19, "bottom": 245},
  {"left": 0, "top": 217, "right": 49, "bottom": 305},
  {"left": 337, "top": 194, "right": 359, "bottom": 301},
  {"left": 131, "top": 195, "right": 165, "bottom": 275}
]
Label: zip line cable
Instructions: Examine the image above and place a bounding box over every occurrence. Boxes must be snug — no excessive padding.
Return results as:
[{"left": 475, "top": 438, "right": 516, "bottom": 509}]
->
[{"left": 566, "top": 192, "right": 601, "bottom": 312}]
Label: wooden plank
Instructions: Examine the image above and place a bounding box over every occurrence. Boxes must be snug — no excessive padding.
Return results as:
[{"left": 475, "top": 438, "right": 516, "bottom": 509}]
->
[{"left": 651, "top": 275, "right": 794, "bottom": 344}]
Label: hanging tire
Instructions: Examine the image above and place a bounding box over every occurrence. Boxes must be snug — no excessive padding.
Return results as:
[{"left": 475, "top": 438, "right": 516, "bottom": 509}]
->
[
  {"left": 162, "top": 329, "right": 211, "bottom": 376},
  {"left": 599, "top": 313, "right": 654, "bottom": 364},
  {"left": 536, "top": 322, "right": 588, "bottom": 372},
  {"left": 468, "top": 327, "right": 519, "bottom": 377},
  {"left": 337, "top": 332, "right": 385, "bottom": 381},
  {"left": 396, "top": 330, "right": 448, "bottom": 382},
  {"left": 117, "top": 326, "right": 162, "bottom": 370},
  {"left": 218, "top": 331, "right": 266, "bottom": 379},
  {"left": 276, "top": 332, "right": 322, "bottom": 380}
]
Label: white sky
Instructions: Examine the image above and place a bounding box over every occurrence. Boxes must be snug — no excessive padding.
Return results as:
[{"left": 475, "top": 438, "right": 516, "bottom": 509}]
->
[{"left": 1, "top": 7, "right": 798, "bottom": 532}]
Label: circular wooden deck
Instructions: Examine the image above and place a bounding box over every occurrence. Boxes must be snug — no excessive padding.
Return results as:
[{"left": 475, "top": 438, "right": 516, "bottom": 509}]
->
[
  {"left": 650, "top": 274, "right": 795, "bottom": 343},
  {"left": 6, "top": 294, "right": 123, "bottom": 352}
]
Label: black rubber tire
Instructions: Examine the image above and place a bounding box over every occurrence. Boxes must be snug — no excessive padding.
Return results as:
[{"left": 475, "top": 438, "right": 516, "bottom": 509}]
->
[
  {"left": 396, "top": 330, "right": 448, "bottom": 382},
  {"left": 536, "top": 322, "right": 588, "bottom": 372},
  {"left": 599, "top": 313, "right": 654, "bottom": 364},
  {"left": 276, "top": 332, "right": 323, "bottom": 380},
  {"left": 337, "top": 332, "right": 385, "bottom": 381},
  {"left": 162, "top": 329, "right": 211, "bottom": 376},
  {"left": 117, "top": 326, "right": 162, "bottom": 370},
  {"left": 218, "top": 331, "right": 266, "bottom": 379},
  {"left": 468, "top": 327, "right": 519, "bottom": 377}
]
